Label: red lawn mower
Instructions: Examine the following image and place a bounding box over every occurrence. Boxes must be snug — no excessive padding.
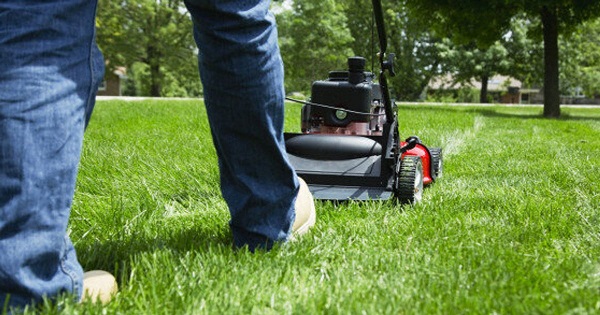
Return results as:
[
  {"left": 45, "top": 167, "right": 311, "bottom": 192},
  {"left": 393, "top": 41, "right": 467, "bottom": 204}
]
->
[{"left": 284, "top": 0, "right": 442, "bottom": 204}]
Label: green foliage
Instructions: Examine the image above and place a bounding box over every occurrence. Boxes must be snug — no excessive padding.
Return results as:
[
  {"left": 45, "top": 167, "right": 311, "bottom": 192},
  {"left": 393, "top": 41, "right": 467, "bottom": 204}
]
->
[
  {"left": 122, "top": 62, "right": 150, "bottom": 96},
  {"left": 276, "top": 0, "right": 355, "bottom": 94},
  {"left": 342, "top": 0, "right": 446, "bottom": 101},
  {"left": 403, "top": 0, "right": 599, "bottom": 48},
  {"left": 437, "top": 40, "right": 510, "bottom": 82},
  {"left": 522, "top": 0, "right": 600, "bottom": 32},
  {"left": 278, "top": 0, "right": 445, "bottom": 101},
  {"left": 343, "top": 0, "right": 377, "bottom": 69},
  {"left": 96, "top": 0, "right": 200, "bottom": 97},
  {"left": 560, "top": 18, "right": 600, "bottom": 97},
  {"left": 94, "top": 0, "right": 600, "bottom": 106},
  {"left": 433, "top": 22, "right": 543, "bottom": 104},
  {"left": 385, "top": 0, "right": 446, "bottom": 101},
  {"left": 503, "top": 17, "right": 544, "bottom": 87},
  {"left": 435, "top": 39, "right": 510, "bottom": 102},
  {"left": 405, "top": 0, "right": 518, "bottom": 48},
  {"left": 404, "top": 0, "right": 600, "bottom": 116}
]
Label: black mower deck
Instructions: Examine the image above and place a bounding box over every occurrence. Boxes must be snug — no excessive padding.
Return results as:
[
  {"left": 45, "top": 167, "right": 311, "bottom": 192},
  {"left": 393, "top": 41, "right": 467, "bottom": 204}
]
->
[{"left": 285, "top": 133, "right": 396, "bottom": 201}]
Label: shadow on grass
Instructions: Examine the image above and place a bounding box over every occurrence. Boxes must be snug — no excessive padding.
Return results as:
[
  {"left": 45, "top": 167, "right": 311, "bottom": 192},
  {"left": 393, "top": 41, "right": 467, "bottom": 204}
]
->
[
  {"left": 477, "top": 109, "right": 600, "bottom": 121},
  {"left": 399, "top": 104, "right": 600, "bottom": 121},
  {"left": 76, "top": 218, "right": 234, "bottom": 273}
]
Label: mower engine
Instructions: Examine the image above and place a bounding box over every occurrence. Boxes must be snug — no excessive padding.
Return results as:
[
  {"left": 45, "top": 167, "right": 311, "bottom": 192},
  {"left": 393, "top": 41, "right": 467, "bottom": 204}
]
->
[{"left": 301, "top": 57, "right": 388, "bottom": 136}]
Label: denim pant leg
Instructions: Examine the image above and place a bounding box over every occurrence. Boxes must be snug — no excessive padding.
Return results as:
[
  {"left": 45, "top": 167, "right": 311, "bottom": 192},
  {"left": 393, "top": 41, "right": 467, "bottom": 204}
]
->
[
  {"left": 0, "top": 0, "right": 103, "bottom": 308},
  {"left": 184, "top": 0, "right": 298, "bottom": 250}
]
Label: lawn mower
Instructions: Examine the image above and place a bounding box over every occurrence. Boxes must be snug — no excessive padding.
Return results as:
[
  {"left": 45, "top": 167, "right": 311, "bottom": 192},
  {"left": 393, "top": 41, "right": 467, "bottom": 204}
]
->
[{"left": 284, "top": 0, "right": 442, "bottom": 204}]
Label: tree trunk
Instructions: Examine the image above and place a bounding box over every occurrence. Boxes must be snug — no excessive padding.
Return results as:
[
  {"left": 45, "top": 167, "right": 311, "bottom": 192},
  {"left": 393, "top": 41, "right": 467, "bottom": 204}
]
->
[
  {"left": 541, "top": 6, "right": 561, "bottom": 118},
  {"left": 480, "top": 75, "right": 489, "bottom": 103},
  {"left": 150, "top": 61, "right": 161, "bottom": 97},
  {"left": 148, "top": 44, "right": 162, "bottom": 97}
]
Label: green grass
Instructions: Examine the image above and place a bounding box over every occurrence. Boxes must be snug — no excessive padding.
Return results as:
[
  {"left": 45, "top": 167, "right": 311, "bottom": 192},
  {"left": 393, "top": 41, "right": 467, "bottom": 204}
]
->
[{"left": 25, "top": 100, "right": 600, "bottom": 314}]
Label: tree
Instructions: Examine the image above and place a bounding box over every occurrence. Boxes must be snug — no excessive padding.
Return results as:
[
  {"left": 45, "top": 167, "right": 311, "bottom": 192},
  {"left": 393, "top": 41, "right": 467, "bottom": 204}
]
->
[
  {"left": 96, "top": 0, "right": 200, "bottom": 97},
  {"left": 276, "top": 0, "right": 354, "bottom": 94},
  {"left": 276, "top": 0, "right": 445, "bottom": 101},
  {"left": 503, "top": 17, "right": 544, "bottom": 89},
  {"left": 405, "top": 0, "right": 600, "bottom": 117},
  {"left": 560, "top": 18, "right": 600, "bottom": 99},
  {"left": 343, "top": 0, "right": 377, "bottom": 69},
  {"left": 343, "top": 0, "right": 445, "bottom": 101},
  {"left": 434, "top": 17, "right": 545, "bottom": 103},
  {"left": 436, "top": 39, "right": 511, "bottom": 103},
  {"left": 386, "top": 0, "right": 447, "bottom": 101}
]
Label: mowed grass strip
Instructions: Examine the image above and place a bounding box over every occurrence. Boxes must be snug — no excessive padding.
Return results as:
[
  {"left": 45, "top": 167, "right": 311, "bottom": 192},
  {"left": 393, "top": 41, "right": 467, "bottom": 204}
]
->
[{"left": 28, "top": 100, "right": 600, "bottom": 314}]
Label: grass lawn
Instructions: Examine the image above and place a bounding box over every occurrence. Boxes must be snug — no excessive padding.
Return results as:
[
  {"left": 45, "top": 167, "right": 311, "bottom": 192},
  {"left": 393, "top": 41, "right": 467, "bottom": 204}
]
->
[{"left": 27, "top": 100, "right": 600, "bottom": 314}]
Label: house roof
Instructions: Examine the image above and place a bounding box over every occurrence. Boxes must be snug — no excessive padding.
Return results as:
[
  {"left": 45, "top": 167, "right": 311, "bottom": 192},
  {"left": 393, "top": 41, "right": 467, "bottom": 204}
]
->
[
  {"left": 113, "top": 66, "right": 127, "bottom": 79},
  {"left": 428, "top": 74, "right": 522, "bottom": 92}
]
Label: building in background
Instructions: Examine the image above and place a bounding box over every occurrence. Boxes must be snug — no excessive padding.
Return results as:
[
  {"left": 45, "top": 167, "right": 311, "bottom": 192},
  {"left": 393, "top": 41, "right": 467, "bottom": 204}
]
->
[
  {"left": 97, "top": 67, "right": 127, "bottom": 96},
  {"left": 427, "top": 74, "right": 541, "bottom": 104}
]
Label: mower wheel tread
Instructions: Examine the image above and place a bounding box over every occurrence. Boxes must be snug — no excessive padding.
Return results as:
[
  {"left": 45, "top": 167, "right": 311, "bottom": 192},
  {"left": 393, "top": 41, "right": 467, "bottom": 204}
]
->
[
  {"left": 429, "top": 147, "right": 443, "bottom": 180},
  {"left": 395, "top": 155, "right": 423, "bottom": 204}
]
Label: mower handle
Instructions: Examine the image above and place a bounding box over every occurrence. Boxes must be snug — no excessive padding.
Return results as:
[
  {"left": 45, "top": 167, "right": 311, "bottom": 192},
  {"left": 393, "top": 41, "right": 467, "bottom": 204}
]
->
[{"left": 371, "top": 0, "right": 396, "bottom": 124}]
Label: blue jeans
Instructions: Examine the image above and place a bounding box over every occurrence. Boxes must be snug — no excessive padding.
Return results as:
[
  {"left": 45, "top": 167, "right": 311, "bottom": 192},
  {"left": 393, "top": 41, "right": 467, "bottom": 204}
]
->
[
  {"left": 0, "top": 0, "right": 103, "bottom": 309},
  {"left": 184, "top": 0, "right": 298, "bottom": 250},
  {"left": 1, "top": 0, "right": 296, "bottom": 309}
]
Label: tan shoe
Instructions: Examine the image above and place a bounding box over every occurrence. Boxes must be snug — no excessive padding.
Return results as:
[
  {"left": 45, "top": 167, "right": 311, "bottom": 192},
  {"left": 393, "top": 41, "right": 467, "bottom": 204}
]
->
[
  {"left": 81, "top": 270, "right": 118, "bottom": 304},
  {"left": 291, "top": 177, "right": 316, "bottom": 238}
]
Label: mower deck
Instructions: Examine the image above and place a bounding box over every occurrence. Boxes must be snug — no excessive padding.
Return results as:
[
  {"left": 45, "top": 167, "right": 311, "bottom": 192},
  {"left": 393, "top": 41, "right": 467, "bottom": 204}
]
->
[{"left": 285, "top": 133, "right": 397, "bottom": 201}]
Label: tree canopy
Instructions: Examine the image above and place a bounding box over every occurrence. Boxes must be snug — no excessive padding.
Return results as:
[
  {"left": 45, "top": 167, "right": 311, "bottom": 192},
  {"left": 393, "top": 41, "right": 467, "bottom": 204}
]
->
[
  {"left": 404, "top": 0, "right": 600, "bottom": 117},
  {"left": 560, "top": 18, "right": 600, "bottom": 98},
  {"left": 96, "top": 0, "right": 200, "bottom": 97},
  {"left": 94, "top": 0, "right": 600, "bottom": 111},
  {"left": 276, "top": 0, "right": 354, "bottom": 93}
]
